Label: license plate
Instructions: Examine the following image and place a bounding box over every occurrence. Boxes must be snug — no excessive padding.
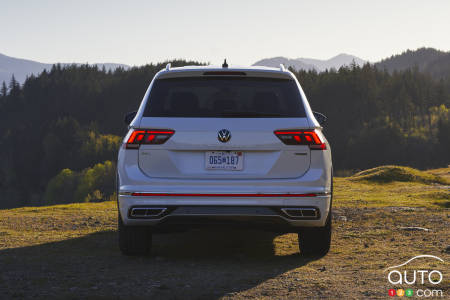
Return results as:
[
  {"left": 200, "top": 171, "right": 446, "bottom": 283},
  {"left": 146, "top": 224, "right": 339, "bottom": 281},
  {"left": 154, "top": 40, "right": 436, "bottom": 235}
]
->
[{"left": 205, "top": 151, "right": 243, "bottom": 170}]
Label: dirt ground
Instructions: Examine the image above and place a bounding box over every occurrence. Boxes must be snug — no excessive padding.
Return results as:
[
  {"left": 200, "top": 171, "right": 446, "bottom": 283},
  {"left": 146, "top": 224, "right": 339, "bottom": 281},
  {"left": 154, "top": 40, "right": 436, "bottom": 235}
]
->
[{"left": 0, "top": 176, "right": 449, "bottom": 299}]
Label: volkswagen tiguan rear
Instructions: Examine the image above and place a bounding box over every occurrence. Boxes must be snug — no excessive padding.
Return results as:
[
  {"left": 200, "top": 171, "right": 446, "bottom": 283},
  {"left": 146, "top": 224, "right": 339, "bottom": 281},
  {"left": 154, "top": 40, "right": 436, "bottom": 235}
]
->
[{"left": 117, "top": 63, "right": 333, "bottom": 256}]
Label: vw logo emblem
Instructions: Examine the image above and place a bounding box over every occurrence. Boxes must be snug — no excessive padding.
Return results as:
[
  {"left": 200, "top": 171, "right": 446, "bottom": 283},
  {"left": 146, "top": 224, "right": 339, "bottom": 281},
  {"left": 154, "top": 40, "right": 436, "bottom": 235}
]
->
[{"left": 218, "top": 129, "right": 231, "bottom": 143}]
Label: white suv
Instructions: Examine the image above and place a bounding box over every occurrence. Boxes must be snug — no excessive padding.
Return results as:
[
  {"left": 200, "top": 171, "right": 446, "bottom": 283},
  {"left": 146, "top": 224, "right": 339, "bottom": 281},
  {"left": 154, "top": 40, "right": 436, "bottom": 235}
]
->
[{"left": 117, "top": 63, "right": 333, "bottom": 256}]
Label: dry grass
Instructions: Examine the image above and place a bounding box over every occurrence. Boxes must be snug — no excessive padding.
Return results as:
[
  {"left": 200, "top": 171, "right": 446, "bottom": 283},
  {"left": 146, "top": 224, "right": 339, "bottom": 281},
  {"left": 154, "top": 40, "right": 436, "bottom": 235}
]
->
[
  {"left": 350, "top": 165, "right": 449, "bottom": 185},
  {"left": 0, "top": 168, "right": 449, "bottom": 299}
]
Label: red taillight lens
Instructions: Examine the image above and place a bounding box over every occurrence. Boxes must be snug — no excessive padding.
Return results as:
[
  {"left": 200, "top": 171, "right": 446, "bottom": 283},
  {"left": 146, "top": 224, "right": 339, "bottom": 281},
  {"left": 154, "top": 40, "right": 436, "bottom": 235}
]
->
[
  {"left": 274, "top": 130, "right": 326, "bottom": 150},
  {"left": 126, "top": 129, "right": 174, "bottom": 149}
]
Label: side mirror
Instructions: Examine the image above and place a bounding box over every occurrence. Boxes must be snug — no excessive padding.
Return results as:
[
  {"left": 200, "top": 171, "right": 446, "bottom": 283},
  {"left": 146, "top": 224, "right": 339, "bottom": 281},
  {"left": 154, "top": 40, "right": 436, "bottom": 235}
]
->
[
  {"left": 124, "top": 111, "right": 137, "bottom": 125},
  {"left": 313, "top": 111, "right": 327, "bottom": 126}
]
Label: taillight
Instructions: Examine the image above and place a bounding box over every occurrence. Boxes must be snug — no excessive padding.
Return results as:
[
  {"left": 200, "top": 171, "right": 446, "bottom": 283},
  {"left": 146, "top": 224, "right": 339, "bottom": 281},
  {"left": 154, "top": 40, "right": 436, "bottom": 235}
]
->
[
  {"left": 274, "top": 130, "right": 326, "bottom": 150},
  {"left": 126, "top": 129, "right": 174, "bottom": 149}
]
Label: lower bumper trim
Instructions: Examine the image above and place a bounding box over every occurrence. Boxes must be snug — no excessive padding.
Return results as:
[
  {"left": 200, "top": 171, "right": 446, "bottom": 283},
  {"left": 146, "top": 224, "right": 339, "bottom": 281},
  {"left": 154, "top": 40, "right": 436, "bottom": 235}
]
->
[{"left": 127, "top": 205, "right": 320, "bottom": 221}]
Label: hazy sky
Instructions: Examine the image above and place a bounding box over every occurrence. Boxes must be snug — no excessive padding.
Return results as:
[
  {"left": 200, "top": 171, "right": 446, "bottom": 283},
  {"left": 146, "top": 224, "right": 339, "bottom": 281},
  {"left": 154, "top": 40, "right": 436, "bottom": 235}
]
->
[{"left": 1, "top": 0, "right": 449, "bottom": 66}]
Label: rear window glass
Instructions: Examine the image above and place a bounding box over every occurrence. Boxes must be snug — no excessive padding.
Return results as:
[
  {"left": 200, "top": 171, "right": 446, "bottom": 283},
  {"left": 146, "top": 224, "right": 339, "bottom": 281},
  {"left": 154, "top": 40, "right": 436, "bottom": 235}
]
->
[{"left": 143, "top": 77, "right": 306, "bottom": 118}]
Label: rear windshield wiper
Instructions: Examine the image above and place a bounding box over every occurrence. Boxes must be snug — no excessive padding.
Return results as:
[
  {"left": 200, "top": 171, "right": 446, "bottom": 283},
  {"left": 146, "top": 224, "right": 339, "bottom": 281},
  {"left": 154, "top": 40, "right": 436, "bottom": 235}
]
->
[{"left": 219, "top": 111, "right": 285, "bottom": 117}]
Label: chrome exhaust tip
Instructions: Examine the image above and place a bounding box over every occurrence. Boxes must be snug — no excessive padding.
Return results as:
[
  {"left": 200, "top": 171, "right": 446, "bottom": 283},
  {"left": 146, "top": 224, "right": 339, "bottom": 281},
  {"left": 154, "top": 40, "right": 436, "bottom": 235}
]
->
[
  {"left": 130, "top": 207, "right": 167, "bottom": 218},
  {"left": 281, "top": 207, "right": 319, "bottom": 219}
]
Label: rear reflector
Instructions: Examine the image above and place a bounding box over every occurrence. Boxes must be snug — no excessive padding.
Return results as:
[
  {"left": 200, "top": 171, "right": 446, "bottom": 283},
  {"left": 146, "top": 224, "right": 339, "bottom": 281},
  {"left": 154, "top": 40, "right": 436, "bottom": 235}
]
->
[
  {"left": 274, "top": 130, "right": 326, "bottom": 150},
  {"left": 130, "top": 192, "right": 317, "bottom": 197},
  {"left": 126, "top": 129, "right": 174, "bottom": 149}
]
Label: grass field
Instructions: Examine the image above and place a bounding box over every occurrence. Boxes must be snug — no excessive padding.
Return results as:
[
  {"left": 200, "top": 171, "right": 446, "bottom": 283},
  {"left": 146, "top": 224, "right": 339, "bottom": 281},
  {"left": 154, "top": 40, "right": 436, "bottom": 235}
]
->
[{"left": 0, "top": 166, "right": 449, "bottom": 299}]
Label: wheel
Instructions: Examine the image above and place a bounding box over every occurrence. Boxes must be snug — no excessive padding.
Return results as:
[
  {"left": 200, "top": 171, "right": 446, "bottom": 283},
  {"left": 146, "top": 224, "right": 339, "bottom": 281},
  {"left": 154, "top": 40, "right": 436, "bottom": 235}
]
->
[
  {"left": 118, "top": 214, "right": 152, "bottom": 256},
  {"left": 297, "top": 215, "right": 331, "bottom": 256}
]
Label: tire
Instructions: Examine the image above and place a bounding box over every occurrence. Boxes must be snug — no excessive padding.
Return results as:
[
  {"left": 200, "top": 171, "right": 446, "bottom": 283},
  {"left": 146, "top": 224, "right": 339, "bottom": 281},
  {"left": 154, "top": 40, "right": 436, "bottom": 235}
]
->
[
  {"left": 118, "top": 214, "right": 152, "bottom": 256},
  {"left": 298, "top": 169, "right": 333, "bottom": 256},
  {"left": 297, "top": 215, "right": 331, "bottom": 256}
]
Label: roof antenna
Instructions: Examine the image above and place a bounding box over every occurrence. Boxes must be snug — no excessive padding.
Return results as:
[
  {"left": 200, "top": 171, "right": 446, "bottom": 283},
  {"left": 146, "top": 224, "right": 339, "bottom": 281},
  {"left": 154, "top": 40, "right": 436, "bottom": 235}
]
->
[{"left": 222, "top": 59, "right": 228, "bottom": 68}]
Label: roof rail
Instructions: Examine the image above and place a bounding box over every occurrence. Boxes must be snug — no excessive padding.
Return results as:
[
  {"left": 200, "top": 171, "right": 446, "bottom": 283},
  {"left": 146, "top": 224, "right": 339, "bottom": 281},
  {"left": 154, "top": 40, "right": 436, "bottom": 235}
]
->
[
  {"left": 165, "top": 63, "right": 171, "bottom": 71},
  {"left": 280, "top": 64, "right": 286, "bottom": 71}
]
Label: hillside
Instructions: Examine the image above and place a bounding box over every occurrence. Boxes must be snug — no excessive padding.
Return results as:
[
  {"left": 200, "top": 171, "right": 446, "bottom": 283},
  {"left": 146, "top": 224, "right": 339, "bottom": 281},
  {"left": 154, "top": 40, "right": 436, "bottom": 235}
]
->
[
  {"left": 254, "top": 48, "right": 450, "bottom": 79},
  {"left": 0, "top": 52, "right": 129, "bottom": 84},
  {"left": 0, "top": 168, "right": 448, "bottom": 299},
  {"left": 253, "top": 54, "right": 366, "bottom": 71},
  {"left": 375, "top": 47, "right": 450, "bottom": 80}
]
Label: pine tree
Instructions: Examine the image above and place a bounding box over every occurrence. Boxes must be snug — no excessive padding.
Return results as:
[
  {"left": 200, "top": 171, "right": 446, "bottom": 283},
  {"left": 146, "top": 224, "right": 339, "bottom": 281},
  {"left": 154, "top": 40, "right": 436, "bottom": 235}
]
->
[
  {"left": 8, "top": 75, "right": 20, "bottom": 97},
  {"left": 9, "top": 75, "right": 18, "bottom": 89},
  {"left": 0, "top": 81, "right": 7, "bottom": 97}
]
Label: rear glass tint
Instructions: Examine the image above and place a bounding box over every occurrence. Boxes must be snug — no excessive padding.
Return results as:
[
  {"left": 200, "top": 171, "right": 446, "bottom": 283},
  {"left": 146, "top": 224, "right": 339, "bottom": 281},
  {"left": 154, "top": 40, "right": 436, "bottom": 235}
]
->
[{"left": 143, "top": 77, "right": 306, "bottom": 118}]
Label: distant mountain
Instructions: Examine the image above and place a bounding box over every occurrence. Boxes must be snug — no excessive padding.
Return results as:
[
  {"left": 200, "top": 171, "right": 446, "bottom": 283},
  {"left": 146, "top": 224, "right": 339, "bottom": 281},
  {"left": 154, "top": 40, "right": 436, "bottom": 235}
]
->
[
  {"left": 0, "top": 53, "right": 129, "bottom": 85},
  {"left": 252, "top": 57, "right": 316, "bottom": 71},
  {"left": 296, "top": 54, "right": 367, "bottom": 71},
  {"left": 253, "top": 54, "right": 366, "bottom": 71},
  {"left": 375, "top": 47, "right": 450, "bottom": 80},
  {"left": 0, "top": 53, "right": 52, "bottom": 85}
]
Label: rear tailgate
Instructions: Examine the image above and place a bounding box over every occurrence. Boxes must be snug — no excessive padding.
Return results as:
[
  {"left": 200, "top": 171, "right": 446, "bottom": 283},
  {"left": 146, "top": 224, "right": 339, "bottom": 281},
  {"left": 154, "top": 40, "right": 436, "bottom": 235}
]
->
[{"left": 137, "top": 117, "right": 312, "bottom": 179}]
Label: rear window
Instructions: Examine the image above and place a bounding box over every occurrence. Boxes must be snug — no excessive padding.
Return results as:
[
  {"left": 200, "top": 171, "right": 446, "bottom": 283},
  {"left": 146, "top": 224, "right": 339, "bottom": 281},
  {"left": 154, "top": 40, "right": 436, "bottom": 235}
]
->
[{"left": 143, "top": 77, "right": 306, "bottom": 118}]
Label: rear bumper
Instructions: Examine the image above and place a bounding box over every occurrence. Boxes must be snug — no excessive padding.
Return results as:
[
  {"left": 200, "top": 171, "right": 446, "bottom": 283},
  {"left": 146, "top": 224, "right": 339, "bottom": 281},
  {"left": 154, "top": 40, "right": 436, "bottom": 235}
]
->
[
  {"left": 118, "top": 194, "right": 331, "bottom": 230},
  {"left": 117, "top": 145, "right": 333, "bottom": 230}
]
